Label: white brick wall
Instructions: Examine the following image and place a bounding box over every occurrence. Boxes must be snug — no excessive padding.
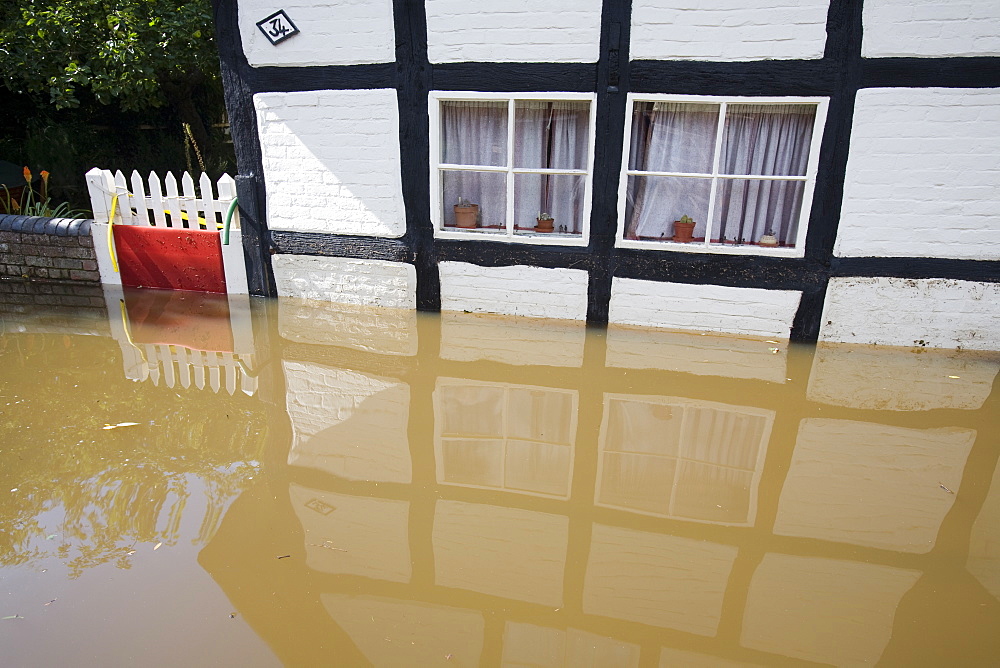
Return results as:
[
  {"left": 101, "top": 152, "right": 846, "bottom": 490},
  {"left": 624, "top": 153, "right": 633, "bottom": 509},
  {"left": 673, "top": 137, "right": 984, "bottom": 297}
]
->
[
  {"left": 438, "top": 262, "right": 589, "bottom": 320},
  {"left": 609, "top": 278, "right": 802, "bottom": 338},
  {"left": 836, "top": 88, "right": 1000, "bottom": 260},
  {"left": 775, "top": 418, "right": 973, "bottom": 552},
  {"left": 440, "top": 312, "right": 586, "bottom": 367},
  {"left": 284, "top": 362, "right": 412, "bottom": 483},
  {"left": 279, "top": 298, "right": 417, "bottom": 356},
  {"left": 863, "top": 0, "right": 1000, "bottom": 58},
  {"left": 273, "top": 255, "right": 417, "bottom": 308},
  {"left": 239, "top": 0, "right": 395, "bottom": 66},
  {"left": 630, "top": 0, "right": 829, "bottom": 61},
  {"left": 606, "top": 326, "right": 789, "bottom": 383},
  {"left": 819, "top": 277, "right": 1000, "bottom": 350},
  {"left": 425, "top": 0, "right": 603, "bottom": 63},
  {"left": 807, "top": 344, "right": 999, "bottom": 410},
  {"left": 254, "top": 89, "right": 406, "bottom": 237}
]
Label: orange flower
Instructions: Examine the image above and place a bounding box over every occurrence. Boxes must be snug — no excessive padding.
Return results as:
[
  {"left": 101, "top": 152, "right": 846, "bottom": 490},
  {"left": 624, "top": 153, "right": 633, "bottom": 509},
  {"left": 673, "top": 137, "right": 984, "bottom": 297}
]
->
[
  {"left": 23, "top": 166, "right": 32, "bottom": 183},
  {"left": 40, "top": 170, "right": 49, "bottom": 184}
]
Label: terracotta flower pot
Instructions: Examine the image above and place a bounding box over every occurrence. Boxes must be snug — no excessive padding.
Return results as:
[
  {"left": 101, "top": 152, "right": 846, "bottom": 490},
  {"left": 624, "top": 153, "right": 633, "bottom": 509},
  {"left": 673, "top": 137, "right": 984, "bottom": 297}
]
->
[
  {"left": 454, "top": 204, "right": 479, "bottom": 228},
  {"left": 535, "top": 217, "right": 554, "bottom": 233},
  {"left": 672, "top": 220, "right": 695, "bottom": 243}
]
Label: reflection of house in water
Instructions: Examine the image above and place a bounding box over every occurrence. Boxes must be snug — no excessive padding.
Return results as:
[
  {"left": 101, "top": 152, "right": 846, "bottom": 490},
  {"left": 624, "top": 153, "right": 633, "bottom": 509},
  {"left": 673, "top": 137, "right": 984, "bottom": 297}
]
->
[
  {"left": 198, "top": 306, "right": 1000, "bottom": 667},
  {"left": 597, "top": 395, "right": 771, "bottom": 524},
  {"left": 107, "top": 286, "right": 258, "bottom": 396}
]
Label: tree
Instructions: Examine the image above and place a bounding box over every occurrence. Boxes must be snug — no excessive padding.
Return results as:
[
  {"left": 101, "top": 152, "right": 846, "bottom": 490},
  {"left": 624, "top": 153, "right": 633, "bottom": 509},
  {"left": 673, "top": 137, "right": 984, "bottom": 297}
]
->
[{"left": 0, "top": 0, "right": 220, "bottom": 150}]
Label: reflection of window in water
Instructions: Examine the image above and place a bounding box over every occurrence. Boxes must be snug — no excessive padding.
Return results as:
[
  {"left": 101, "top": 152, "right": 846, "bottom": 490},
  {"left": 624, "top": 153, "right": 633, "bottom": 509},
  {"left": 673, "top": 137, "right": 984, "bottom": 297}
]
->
[
  {"left": 434, "top": 379, "right": 577, "bottom": 498},
  {"left": 597, "top": 395, "right": 773, "bottom": 525}
]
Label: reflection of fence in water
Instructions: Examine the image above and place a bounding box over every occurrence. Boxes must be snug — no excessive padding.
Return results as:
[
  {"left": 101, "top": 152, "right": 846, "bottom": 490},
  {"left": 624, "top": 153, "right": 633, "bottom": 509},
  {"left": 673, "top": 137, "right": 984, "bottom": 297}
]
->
[{"left": 120, "top": 342, "right": 257, "bottom": 396}]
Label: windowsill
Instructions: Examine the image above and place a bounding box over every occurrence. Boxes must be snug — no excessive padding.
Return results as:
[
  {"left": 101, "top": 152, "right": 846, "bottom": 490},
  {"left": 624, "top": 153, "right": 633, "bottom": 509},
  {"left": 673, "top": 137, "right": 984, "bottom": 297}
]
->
[
  {"left": 617, "top": 236, "right": 805, "bottom": 257},
  {"left": 437, "top": 226, "right": 588, "bottom": 246}
]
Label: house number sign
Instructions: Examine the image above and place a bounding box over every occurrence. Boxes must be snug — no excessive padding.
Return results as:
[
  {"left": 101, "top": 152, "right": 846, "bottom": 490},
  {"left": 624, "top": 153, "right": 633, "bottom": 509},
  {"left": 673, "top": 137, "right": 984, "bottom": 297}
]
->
[{"left": 256, "top": 10, "right": 300, "bottom": 46}]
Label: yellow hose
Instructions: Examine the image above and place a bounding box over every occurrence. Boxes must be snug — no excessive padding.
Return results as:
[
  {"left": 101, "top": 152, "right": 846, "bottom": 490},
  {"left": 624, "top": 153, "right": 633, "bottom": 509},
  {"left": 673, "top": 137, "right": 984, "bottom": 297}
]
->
[{"left": 108, "top": 194, "right": 120, "bottom": 273}]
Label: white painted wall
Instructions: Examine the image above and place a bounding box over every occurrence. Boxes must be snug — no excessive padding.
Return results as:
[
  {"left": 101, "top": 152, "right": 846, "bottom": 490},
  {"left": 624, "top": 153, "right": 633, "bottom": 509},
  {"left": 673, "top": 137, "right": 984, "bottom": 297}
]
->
[
  {"left": 254, "top": 89, "right": 406, "bottom": 237},
  {"left": 863, "top": 0, "right": 1000, "bottom": 58},
  {"left": 239, "top": 0, "right": 395, "bottom": 66},
  {"left": 630, "top": 0, "right": 829, "bottom": 61},
  {"left": 609, "top": 278, "right": 801, "bottom": 339},
  {"left": 819, "top": 277, "right": 1000, "bottom": 350},
  {"left": 272, "top": 255, "right": 417, "bottom": 308},
  {"left": 836, "top": 88, "right": 1000, "bottom": 260},
  {"left": 775, "top": 418, "right": 973, "bottom": 552},
  {"left": 279, "top": 298, "right": 418, "bottom": 356},
  {"left": 807, "top": 345, "right": 999, "bottom": 411},
  {"left": 438, "top": 262, "right": 589, "bottom": 320},
  {"left": 743, "top": 555, "right": 920, "bottom": 665},
  {"left": 425, "top": 0, "right": 603, "bottom": 63},
  {"left": 283, "top": 361, "right": 412, "bottom": 483}
]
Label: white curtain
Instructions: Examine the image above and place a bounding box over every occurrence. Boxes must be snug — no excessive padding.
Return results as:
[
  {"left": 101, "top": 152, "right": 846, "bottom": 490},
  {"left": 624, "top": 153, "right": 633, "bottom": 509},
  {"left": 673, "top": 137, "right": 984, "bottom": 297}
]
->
[
  {"left": 440, "top": 100, "right": 589, "bottom": 233},
  {"left": 626, "top": 102, "right": 718, "bottom": 239},
  {"left": 440, "top": 101, "right": 508, "bottom": 228},
  {"left": 715, "top": 104, "right": 814, "bottom": 244},
  {"left": 626, "top": 102, "right": 815, "bottom": 245}
]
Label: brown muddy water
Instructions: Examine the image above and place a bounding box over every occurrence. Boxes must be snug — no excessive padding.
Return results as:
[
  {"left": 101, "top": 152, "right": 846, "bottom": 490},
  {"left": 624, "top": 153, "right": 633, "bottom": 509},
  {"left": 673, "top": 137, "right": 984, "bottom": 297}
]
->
[{"left": 1, "top": 282, "right": 998, "bottom": 667}]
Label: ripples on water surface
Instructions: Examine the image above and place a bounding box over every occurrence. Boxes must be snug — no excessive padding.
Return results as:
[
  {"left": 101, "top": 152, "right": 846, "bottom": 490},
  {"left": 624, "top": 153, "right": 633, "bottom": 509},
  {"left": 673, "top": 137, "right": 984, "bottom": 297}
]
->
[{"left": 1, "top": 283, "right": 998, "bottom": 666}]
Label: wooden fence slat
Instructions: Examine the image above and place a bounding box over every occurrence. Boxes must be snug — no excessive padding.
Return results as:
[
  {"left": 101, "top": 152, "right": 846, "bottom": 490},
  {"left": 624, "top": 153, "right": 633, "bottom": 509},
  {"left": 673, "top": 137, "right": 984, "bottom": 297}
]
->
[
  {"left": 113, "top": 171, "right": 134, "bottom": 225},
  {"left": 173, "top": 347, "right": 188, "bottom": 389},
  {"left": 164, "top": 172, "right": 182, "bottom": 228},
  {"left": 130, "top": 170, "right": 150, "bottom": 226},
  {"left": 223, "top": 352, "right": 237, "bottom": 395},
  {"left": 217, "top": 174, "right": 238, "bottom": 230},
  {"left": 85, "top": 168, "right": 114, "bottom": 223},
  {"left": 180, "top": 172, "right": 199, "bottom": 230},
  {"left": 148, "top": 172, "right": 168, "bottom": 227},
  {"left": 144, "top": 345, "right": 160, "bottom": 385},
  {"left": 160, "top": 345, "right": 176, "bottom": 388},
  {"left": 193, "top": 350, "right": 207, "bottom": 389},
  {"left": 207, "top": 352, "right": 221, "bottom": 393},
  {"left": 199, "top": 173, "right": 219, "bottom": 230}
]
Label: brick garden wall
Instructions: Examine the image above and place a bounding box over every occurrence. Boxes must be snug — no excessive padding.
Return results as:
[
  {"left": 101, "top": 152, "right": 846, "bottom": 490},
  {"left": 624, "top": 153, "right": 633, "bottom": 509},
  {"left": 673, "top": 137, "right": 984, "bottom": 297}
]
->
[{"left": 0, "top": 215, "right": 99, "bottom": 282}]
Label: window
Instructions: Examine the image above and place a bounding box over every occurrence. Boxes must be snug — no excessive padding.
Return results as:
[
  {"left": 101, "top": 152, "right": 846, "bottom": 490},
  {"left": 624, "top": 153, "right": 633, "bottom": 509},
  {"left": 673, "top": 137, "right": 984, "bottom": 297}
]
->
[
  {"left": 619, "top": 95, "right": 827, "bottom": 255},
  {"left": 596, "top": 394, "right": 772, "bottom": 525},
  {"left": 434, "top": 379, "right": 577, "bottom": 499},
  {"left": 430, "top": 92, "right": 596, "bottom": 244}
]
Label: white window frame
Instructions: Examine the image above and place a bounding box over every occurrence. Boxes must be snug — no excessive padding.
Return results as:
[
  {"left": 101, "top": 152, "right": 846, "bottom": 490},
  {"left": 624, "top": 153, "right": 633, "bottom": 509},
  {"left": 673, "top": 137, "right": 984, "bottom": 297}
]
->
[
  {"left": 429, "top": 91, "right": 597, "bottom": 247},
  {"left": 616, "top": 93, "right": 829, "bottom": 258}
]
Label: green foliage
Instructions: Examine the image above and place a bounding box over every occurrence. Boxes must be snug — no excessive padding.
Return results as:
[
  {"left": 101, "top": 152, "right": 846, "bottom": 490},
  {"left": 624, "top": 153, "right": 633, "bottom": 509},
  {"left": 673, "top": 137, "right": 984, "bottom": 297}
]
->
[{"left": 0, "top": 0, "right": 218, "bottom": 111}]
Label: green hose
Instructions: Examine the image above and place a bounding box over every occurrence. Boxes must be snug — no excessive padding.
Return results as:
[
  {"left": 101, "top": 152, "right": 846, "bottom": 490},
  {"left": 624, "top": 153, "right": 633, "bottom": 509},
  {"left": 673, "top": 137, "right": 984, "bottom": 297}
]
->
[{"left": 222, "top": 197, "right": 238, "bottom": 245}]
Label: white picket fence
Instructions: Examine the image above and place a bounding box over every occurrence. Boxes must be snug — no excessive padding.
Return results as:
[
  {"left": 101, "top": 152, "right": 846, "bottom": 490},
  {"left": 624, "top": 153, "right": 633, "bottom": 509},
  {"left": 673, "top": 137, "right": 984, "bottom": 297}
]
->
[
  {"left": 86, "top": 167, "right": 249, "bottom": 294},
  {"left": 119, "top": 344, "right": 258, "bottom": 397},
  {"left": 86, "top": 168, "right": 238, "bottom": 230}
]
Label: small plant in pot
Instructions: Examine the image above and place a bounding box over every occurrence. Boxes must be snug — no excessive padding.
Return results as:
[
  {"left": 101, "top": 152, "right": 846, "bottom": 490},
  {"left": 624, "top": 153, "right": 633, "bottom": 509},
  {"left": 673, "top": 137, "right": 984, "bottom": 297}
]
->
[
  {"left": 672, "top": 214, "right": 696, "bottom": 243},
  {"left": 535, "top": 212, "right": 554, "bottom": 233},
  {"left": 454, "top": 196, "right": 479, "bottom": 229},
  {"left": 758, "top": 228, "right": 779, "bottom": 247}
]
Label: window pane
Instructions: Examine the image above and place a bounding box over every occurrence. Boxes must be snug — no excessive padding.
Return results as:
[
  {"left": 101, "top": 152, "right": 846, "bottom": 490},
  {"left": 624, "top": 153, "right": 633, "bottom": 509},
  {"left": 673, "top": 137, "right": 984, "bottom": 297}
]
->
[
  {"left": 672, "top": 462, "right": 752, "bottom": 523},
  {"left": 598, "top": 452, "right": 675, "bottom": 516},
  {"left": 441, "top": 170, "right": 507, "bottom": 231},
  {"left": 441, "top": 100, "right": 508, "bottom": 167},
  {"left": 604, "top": 399, "right": 682, "bottom": 456},
  {"left": 514, "top": 101, "right": 590, "bottom": 170},
  {"left": 506, "top": 388, "right": 574, "bottom": 444},
  {"left": 440, "top": 439, "right": 504, "bottom": 487},
  {"left": 505, "top": 441, "right": 572, "bottom": 497},
  {"left": 437, "top": 384, "right": 505, "bottom": 436},
  {"left": 628, "top": 102, "right": 719, "bottom": 174},
  {"left": 513, "top": 173, "right": 585, "bottom": 236},
  {"left": 624, "top": 175, "right": 711, "bottom": 241},
  {"left": 712, "top": 178, "right": 806, "bottom": 247},
  {"left": 721, "top": 104, "right": 816, "bottom": 177}
]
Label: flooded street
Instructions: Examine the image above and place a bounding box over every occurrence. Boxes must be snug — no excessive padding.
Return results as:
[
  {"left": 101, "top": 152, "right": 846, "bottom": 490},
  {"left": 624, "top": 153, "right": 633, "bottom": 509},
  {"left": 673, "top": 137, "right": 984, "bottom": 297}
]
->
[{"left": 1, "top": 283, "right": 998, "bottom": 666}]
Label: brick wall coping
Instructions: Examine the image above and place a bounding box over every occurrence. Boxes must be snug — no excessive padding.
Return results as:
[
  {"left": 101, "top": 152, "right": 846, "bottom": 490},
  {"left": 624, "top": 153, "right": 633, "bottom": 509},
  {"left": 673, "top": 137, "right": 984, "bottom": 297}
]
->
[{"left": 0, "top": 214, "right": 93, "bottom": 237}]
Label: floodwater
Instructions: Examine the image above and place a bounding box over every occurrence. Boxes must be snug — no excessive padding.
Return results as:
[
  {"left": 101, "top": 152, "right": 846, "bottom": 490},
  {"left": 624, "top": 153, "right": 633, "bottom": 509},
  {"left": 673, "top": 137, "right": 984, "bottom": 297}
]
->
[{"left": 1, "top": 283, "right": 998, "bottom": 667}]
